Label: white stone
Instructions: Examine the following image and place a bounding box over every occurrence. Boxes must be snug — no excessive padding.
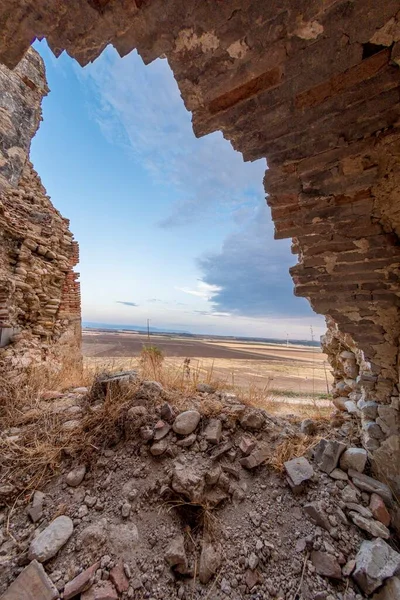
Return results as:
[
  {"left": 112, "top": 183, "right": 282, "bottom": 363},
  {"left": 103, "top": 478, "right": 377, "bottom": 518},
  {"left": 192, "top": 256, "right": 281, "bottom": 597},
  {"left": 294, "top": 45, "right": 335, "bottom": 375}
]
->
[
  {"left": 28, "top": 516, "right": 74, "bottom": 562},
  {"left": 66, "top": 465, "right": 86, "bottom": 487},
  {"left": 353, "top": 538, "right": 400, "bottom": 595},
  {"left": 173, "top": 410, "right": 201, "bottom": 435},
  {"left": 349, "top": 512, "right": 390, "bottom": 539},
  {"left": 340, "top": 448, "right": 367, "bottom": 473}
]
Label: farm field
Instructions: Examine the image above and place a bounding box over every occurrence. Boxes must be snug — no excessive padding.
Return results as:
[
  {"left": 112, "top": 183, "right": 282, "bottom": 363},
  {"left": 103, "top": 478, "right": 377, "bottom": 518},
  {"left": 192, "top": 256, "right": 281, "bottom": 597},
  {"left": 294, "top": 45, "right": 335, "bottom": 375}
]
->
[{"left": 82, "top": 330, "right": 332, "bottom": 403}]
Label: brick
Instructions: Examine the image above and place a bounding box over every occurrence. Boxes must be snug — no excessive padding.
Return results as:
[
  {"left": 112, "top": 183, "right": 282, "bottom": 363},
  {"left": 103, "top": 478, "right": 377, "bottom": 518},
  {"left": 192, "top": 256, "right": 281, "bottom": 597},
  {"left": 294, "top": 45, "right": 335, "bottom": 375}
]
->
[
  {"left": 64, "top": 562, "right": 99, "bottom": 600},
  {"left": 1, "top": 560, "right": 59, "bottom": 600},
  {"left": 109, "top": 562, "right": 129, "bottom": 594},
  {"left": 295, "top": 49, "right": 391, "bottom": 109},
  {"left": 370, "top": 493, "right": 391, "bottom": 527},
  {"left": 209, "top": 67, "right": 283, "bottom": 115}
]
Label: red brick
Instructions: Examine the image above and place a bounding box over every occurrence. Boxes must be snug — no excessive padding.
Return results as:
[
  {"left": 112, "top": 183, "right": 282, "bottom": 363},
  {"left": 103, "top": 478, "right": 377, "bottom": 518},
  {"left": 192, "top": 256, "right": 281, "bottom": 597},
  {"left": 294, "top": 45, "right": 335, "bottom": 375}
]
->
[
  {"left": 295, "top": 49, "right": 390, "bottom": 109},
  {"left": 63, "top": 562, "right": 99, "bottom": 600},
  {"left": 370, "top": 493, "right": 391, "bottom": 527},
  {"left": 109, "top": 562, "right": 129, "bottom": 593}
]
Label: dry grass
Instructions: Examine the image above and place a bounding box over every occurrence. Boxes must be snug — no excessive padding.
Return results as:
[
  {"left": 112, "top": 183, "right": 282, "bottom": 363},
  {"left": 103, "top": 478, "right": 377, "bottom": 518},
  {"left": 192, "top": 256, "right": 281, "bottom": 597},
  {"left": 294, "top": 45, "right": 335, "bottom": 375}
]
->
[
  {"left": 0, "top": 349, "right": 333, "bottom": 503},
  {"left": 266, "top": 434, "right": 321, "bottom": 472}
]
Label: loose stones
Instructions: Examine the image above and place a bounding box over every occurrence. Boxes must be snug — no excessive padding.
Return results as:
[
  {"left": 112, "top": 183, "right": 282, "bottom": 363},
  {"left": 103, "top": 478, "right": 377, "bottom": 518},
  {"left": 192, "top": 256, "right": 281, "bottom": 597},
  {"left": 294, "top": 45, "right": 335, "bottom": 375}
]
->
[
  {"left": 173, "top": 410, "right": 201, "bottom": 435},
  {"left": 353, "top": 538, "right": 400, "bottom": 595},
  {"left": 339, "top": 448, "right": 367, "bottom": 473},
  {"left": 28, "top": 516, "right": 74, "bottom": 562}
]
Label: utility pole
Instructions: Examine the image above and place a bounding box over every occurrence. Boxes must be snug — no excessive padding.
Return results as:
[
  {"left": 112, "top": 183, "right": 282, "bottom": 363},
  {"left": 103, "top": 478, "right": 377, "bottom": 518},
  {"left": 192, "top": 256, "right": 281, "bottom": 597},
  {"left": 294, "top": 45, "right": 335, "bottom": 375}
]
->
[
  {"left": 147, "top": 318, "right": 150, "bottom": 342},
  {"left": 310, "top": 324, "right": 315, "bottom": 397}
]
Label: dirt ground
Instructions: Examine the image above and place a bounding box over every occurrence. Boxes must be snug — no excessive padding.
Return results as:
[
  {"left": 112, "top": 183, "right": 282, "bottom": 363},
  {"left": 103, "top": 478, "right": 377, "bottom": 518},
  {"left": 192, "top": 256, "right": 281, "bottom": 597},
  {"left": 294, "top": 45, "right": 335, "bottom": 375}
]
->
[{"left": 82, "top": 331, "right": 332, "bottom": 397}]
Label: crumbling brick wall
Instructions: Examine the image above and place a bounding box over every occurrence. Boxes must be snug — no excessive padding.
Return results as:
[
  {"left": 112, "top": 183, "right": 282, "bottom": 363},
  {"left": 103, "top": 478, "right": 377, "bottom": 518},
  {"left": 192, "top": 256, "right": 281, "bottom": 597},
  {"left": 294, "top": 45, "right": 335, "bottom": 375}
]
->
[{"left": 0, "top": 49, "right": 81, "bottom": 383}]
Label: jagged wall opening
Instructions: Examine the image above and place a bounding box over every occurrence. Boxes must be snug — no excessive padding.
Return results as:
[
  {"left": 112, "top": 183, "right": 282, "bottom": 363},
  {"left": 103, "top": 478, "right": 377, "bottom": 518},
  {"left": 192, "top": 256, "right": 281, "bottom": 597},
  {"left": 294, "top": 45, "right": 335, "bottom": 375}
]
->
[{"left": 0, "top": 1, "right": 399, "bottom": 492}]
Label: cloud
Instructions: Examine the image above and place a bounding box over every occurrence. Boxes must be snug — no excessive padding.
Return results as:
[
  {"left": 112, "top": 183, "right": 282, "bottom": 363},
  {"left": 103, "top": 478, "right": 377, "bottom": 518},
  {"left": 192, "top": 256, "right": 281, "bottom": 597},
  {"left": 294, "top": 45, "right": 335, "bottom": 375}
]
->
[
  {"left": 78, "top": 46, "right": 321, "bottom": 326},
  {"left": 116, "top": 301, "right": 138, "bottom": 307},
  {"left": 176, "top": 281, "right": 221, "bottom": 300},
  {"left": 199, "top": 204, "right": 317, "bottom": 319},
  {"left": 193, "top": 310, "right": 231, "bottom": 318},
  {"left": 79, "top": 48, "right": 265, "bottom": 227}
]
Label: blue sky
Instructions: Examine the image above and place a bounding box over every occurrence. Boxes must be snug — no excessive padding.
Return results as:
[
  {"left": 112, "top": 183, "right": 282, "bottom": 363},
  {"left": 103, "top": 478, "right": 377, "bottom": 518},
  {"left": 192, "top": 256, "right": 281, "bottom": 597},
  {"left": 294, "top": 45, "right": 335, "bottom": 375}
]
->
[{"left": 31, "top": 41, "right": 325, "bottom": 340}]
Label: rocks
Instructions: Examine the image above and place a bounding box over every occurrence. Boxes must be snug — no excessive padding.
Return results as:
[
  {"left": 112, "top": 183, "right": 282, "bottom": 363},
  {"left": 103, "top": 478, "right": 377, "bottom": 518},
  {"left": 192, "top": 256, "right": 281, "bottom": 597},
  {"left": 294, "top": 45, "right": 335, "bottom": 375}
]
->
[
  {"left": 204, "top": 419, "right": 222, "bottom": 444},
  {"left": 27, "top": 490, "right": 45, "bottom": 523},
  {"left": 370, "top": 493, "right": 391, "bottom": 526},
  {"left": 165, "top": 535, "right": 187, "bottom": 572},
  {"left": 349, "top": 511, "right": 390, "bottom": 539},
  {"left": 176, "top": 433, "right": 196, "bottom": 447},
  {"left": 160, "top": 402, "right": 175, "bottom": 422},
  {"left": 341, "top": 484, "right": 360, "bottom": 503},
  {"left": 66, "top": 464, "right": 86, "bottom": 487},
  {"left": 153, "top": 420, "right": 171, "bottom": 441},
  {"left": 0, "top": 560, "right": 59, "bottom": 600},
  {"left": 344, "top": 400, "right": 358, "bottom": 414},
  {"left": 353, "top": 538, "right": 400, "bottom": 594},
  {"left": 64, "top": 562, "right": 99, "bottom": 599},
  {"left": 339, "top": 448, "right": 367, "bottom": 473},
  {"left": 300, "top": 419, "right": 316, "bottom": 435},
  {"left": 150, "top": 439, "right": 168, "bottom": 456},
  {"left": 333, "top": 397, "right": 347, "bottom": 411},
  {"left": 245, "top": 569, "right": 260, "bottom": 590},
  {"left": 359, "top": 400, "right": 378, "bottom": 420},
  {"left": 342, "top": 560, "right": 356, "bottom": 577},
  {"left": 109, "top": 562, "right": 129, "bottom": 593},
  {"left": 92, "top": 371, "right": 137, "bottom": 398},
  {"left": 81, "top": 581, "right": 118, "bottom": 600},
  {"left": 240, "top": 443, "right": 269, "bottom": 469},
  {"left": 284, "top": 456, "right": 314, "bottom": 488},
  {"left": 127, "top": 405, "right": 147, "bottom": 420},
  {"left": 304, "top": 501, "right": 331, "bottom": 531},
  {"left": 199, "top": 541, "right": 221, "bottom": 584},
  {"left": 239, "top": 409, "right": 265, "bottom": 430},
  {"left": 239, "top": 436, "right": 256, "bottom": 456},
  {"left": 345, "top": 503, "right": 372, "bottom": 518},
  {"left": 173, "top": 410, "right": 201, "bottom": 435},
  {"left": 348, "top": 470, "right": 392, "bottom": 505},
  {"left": 140, "top": 426, "right": 153, "bottom": 441},
  {"left": 171, "top": 463, "right": 205, "bottom": 503},
  {"left": 311, "top": 551, "right": 342, "bottom": 579},
  {"left": 314, "top": 439, "right": 347, "bottom": 474},
  {"left": 363, "top": 421, "right": 384, "bottom": 440},
  {"left": 329, "top": 468, "right": 348, "bottom": 481},
  {"left": 138, "top": 380, "right": 164, "bottom": 400},
  {"left": 248, "top": 552, "right": 259, "bottom": 570},
  {"left": 372, "top": 577, "right": 400, "bottom": 600},
  {"left": 196, "top": 383, "right": 215, "bottom": 393},
  {"left": 28, "top": 516, "right": 74, "bottom": 562}
]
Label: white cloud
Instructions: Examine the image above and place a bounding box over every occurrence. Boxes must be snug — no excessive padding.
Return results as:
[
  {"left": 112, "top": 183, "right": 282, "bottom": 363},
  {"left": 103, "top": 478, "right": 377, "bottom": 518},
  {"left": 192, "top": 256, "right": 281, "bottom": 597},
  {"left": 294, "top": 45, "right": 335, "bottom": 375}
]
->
[
  {"left": 79, "top": 47, "right": 265, "bottom": 227},
  {"left": 176, "top": 281, "right": 221, "bottom": 300}
]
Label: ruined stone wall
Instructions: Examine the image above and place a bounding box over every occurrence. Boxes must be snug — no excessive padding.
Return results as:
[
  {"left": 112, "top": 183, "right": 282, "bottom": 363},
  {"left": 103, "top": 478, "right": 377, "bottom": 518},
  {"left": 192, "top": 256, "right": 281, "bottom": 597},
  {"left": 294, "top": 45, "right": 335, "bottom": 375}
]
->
[
  {"left": 0, "top": 49, "right": 81, "bottom": 383},
  {"left": 0, "top": 1, "right": 399, "bottom": 487}
]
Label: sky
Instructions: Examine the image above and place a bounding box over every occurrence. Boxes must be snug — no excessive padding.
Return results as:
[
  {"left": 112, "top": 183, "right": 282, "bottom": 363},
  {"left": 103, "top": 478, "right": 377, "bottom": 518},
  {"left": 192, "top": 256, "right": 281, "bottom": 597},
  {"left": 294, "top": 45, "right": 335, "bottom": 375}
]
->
[{"left": 31, "top": 40, "right": 325, "bottom": 340}]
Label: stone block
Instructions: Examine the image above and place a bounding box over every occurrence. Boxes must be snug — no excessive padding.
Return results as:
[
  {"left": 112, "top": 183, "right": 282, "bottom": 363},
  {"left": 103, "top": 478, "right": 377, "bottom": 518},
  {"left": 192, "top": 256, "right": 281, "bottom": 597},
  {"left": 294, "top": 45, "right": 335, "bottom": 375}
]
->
[
  {"left": 353, "top": 538, "right": 400, "bottom": 595},
  {"left": 1, "top": 560, "right": 59, "bottom": 599},
  {"left": 314, "top": 439, "right": 346, "bottom": 474},
  {"left": 284, "top": 456, "right": 314, "bottom": 487}
]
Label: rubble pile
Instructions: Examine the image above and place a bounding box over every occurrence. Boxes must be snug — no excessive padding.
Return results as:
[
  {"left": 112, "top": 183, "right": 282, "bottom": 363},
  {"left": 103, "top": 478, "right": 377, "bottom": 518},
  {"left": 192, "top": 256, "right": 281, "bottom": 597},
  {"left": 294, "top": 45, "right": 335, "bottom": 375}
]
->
[{"left": 0, "top": 373, "right": 399, "bottom": 600}]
